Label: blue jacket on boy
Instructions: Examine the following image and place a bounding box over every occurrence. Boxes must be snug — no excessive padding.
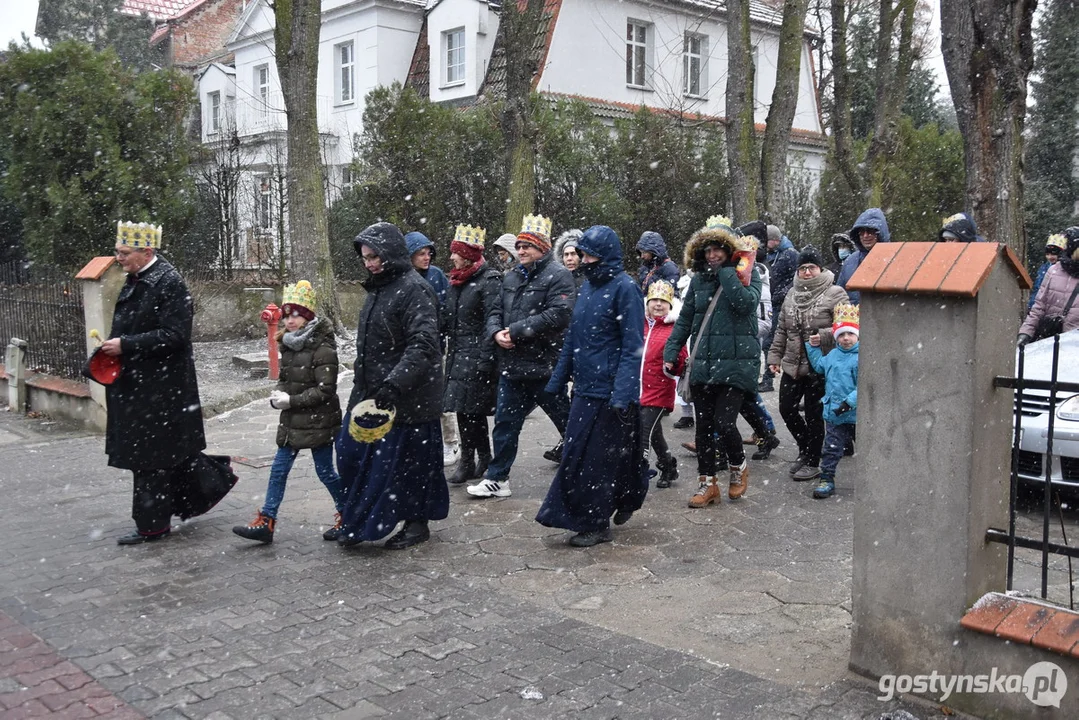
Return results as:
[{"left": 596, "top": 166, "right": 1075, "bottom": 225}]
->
[{"left": 805, "top": 342, "right": 858, "bottom": 425}]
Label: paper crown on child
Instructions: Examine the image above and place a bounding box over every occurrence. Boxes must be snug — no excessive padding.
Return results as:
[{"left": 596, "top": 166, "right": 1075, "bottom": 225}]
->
[
  {"left": 1046, "top": 233, "right": 1067, "bottom": 251},
  {"left": 453, "top": 224, "right": 486, "bottom": 248},
  {"left": 704, "top": 215, "right": 735, "bottom": 233},
  {"left": 348, "top": 400, "right": 396, "bottom": 443},
  {"left": 832, "top": 302, "right": 860, "bottom": 338},
  {"left": 116, "top": 221, "right": 162, "bottom": 249},
  {"left": 645, "top": 280, "right": 675, "bottom": 306},
  {"left": 281, "top": 280, "right": 316, "bottom": 320}
]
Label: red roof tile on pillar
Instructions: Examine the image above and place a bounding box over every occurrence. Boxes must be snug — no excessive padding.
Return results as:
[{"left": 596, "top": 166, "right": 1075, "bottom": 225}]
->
[
  {"left": 873, "top": 242, "right": 933, "bottom": 294},
  {"left": 846, "top": 242, "right": 1033, "bottom": 297},
  {"left": 75, "top": 257, "right": 117, "bottom": 281}
]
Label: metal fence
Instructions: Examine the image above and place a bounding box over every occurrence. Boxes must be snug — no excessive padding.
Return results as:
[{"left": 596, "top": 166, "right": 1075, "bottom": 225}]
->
[
  {"left": 989, "top": 333, "right": 1079, "bottom": 609},
  {"left": 0, "top": 261, "right": 86, "bottom": 381}
]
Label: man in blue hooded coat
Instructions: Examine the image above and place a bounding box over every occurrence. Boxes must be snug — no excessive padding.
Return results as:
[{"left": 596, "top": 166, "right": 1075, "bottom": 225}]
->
[
  {"left": 636, "top": 231, "right": 681, "bottom": 294},
  {"left": 836, "top": 208, "right": 891, "bottom": 305}
]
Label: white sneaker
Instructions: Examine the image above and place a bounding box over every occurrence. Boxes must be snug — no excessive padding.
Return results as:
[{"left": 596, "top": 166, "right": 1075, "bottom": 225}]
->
[
  {"left": 443, "top": 442, "right": 460, "bottom": 467},
  {"left": 466, "top": 479, "right": 511, "bottom": 498}
]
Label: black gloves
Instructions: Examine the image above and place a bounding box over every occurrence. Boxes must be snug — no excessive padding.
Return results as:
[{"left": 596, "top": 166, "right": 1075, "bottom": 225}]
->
[
  {"left": 835, "top": 401, "right": 852, "bottom": 416},
  {"left": 1017, "top": 334, "right": 1032, "bottom": 348},
  {"left": 372, "top": 385, "right": 398, "bottom": 411}
]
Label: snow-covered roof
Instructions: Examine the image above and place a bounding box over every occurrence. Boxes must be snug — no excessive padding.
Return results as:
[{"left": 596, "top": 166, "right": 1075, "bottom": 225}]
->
[{"left": 121, "top": 0, "right": 197, "bottom": 21}]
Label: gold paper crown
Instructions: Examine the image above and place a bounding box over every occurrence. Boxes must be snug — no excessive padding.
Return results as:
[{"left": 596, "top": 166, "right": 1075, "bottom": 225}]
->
[
  {"left": 117, "top": 221, "right": 162, "bottom": 249},
  {"left": 520, "top": 214, "right": 552, "bottom": 240},
  {"left": 833, "top": 302, "right": 860, "bottom": 328},
  {"left": 282, "top": 280, "right": 316, "bottom": 312},
  {"left": 453, "top": 224, "right": 486, "bottom": 248},
  {"left": 705, "top": 215, "right": 734, "bottom": 232},
  {"left": 942, "top": 213, "right": 965, "bottom": 228},
  {"left": 645, "top": 280, "right": 675, "bottom": 306},
  {"left": 1046, "top": 233, "right": 1067, "bottom": 250}
]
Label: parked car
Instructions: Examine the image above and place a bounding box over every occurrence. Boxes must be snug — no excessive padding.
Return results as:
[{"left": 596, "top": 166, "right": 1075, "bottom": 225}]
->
[{"left": 1014, "top": 329, "right": 1079, "bottom": 489}]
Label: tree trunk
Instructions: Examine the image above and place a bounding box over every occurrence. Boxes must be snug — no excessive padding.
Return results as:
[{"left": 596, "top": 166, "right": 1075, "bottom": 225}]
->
[
  {"left": 501, "top": 0, "right": 545, "bottom": 235},
  {"left": 274, "top": 0, "right": 340, "bottom": 325},
  {"left": 864, "top": 0, "right": 916, "bottom": 205},
  {"left": 759, "top": 0, "right": 810, "bottom": 226},
  {"left": 940, "top": 0, "right": 1036, "bottom": 262},
  {"left": 725, "top": 0, "right": 760, "bottom": 221},
  {"left": 829, "top": 0, "right": 863, "bottom": 198}
]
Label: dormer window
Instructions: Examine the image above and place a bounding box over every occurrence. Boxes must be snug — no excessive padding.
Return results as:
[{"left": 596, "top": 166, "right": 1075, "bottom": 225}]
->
[
  {"left": 207, "top": 91, "right": 221, "bottom": 134},
  {"left": 444, "top": 28, "right": 465, "bottom": 86}
]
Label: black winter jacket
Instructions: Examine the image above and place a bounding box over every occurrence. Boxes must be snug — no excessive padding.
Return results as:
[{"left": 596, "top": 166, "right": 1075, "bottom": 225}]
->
[
  {"left": 349, "top": 223, "right": 444, "bottom": 424},
  {"left": 275, "top": 319, "right": 341, "bottom": 449},
  {"left": 106, "top": 257, "right": 206, "bottom": 470},
  {"left": 485, "top": 252, "right": 576, "bottom": 381},
  {"left": 443, "top": 262, "right": 502, "bottom": 415}
]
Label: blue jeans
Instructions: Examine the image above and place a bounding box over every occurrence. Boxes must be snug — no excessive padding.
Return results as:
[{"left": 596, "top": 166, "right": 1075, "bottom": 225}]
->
[
  {"left": 820, "top": 422, "right": 856, "bottom": 481},
  {"left": 261, "top": 444, "right": 346, "bottom": 519},
  {"left": 486, "top": 377, "right": 571, "bottom": 482}
]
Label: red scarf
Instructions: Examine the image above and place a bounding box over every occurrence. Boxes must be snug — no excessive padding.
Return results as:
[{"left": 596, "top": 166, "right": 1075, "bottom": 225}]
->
[{"left": 449, "top": 257, "right": 487, "bottom": 286}]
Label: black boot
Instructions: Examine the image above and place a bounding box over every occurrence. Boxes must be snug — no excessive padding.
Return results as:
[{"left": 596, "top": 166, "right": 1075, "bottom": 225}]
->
[
  {"left": 656, "top": 453, "right": 678, "bottom": 488},
  {"left": 449, "top": 450, "right": 476, "bottom": 485},
  {"left": 751, "top": 432, "right": 780, "bottom": 460},
  {"left": 543, "top": 439, "right": 564, "bottom": 464},
  {"left": 384, "top": 520, "right": 430, "bottom": 549},
  {"left": 474, "top": 451, "right": 492, "bottom": 480},
  {"left": 672, "top": 415, "right": 694, "bottom": 430}
]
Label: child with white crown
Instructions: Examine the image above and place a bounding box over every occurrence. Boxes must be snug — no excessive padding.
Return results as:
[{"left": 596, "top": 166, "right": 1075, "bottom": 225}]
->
[
  {"left": 805, "top": 302, "right": 859, "bottom": 499},
  {"left": 233, "top": 281, "right": 347, "bottom": 542}
]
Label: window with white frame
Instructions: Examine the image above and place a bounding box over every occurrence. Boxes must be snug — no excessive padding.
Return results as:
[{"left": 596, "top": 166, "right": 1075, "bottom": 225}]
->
[
  {"left": 255, "top": 64, "right": 270, "bottom": 113},
  {"left": 683, "top": 33, "right": 707, "bottom": 97},
  {"left": 626, "top": 21, "right": 651, "bottom": 88},
  {"left": 444, "top": 28, "right": 465, "bottom": 85},
  {"left": 256, "top": 175, "right": 272, "bottom": 230},
  {"left": 336, "top": 41, "right": 355, "bottom": 104},
  {"left": 207, "top": 91, "right": 221, "bottom": 134}
]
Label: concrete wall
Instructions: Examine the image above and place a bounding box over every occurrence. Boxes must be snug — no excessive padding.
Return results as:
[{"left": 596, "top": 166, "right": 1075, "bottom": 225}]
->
[
  {"left": 848, "top": 261, "right": 1068, "bottom": 719},
  {"left": 190, "top": 283, "right": 368, "bottom": 341}
]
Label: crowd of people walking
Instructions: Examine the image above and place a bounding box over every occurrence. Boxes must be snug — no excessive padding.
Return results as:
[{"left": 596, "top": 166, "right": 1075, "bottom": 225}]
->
[{"left": 98, "top": 209, "right": 1079, "bottom": 551}]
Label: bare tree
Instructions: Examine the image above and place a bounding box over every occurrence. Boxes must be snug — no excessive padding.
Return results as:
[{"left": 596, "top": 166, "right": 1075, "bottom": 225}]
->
[
  {"left": 273, "top": 0, "right": 340, "bottom": 323},
  {"left": 759, "top": 0, "right": 811, "bottom": 225},
  {"left": 940, "top": 0, "right": 1036, "bottom": 261},
  {"left": 725, "top": 0, "right": 761, "bottom": 221}
]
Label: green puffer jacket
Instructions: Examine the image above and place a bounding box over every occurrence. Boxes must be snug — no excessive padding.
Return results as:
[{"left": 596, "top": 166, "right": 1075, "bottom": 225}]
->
[
  {"left": 275, "top": 319, "right": 342, "bottom": 449},
  {"left": 664, "top": 227, "right": 762, "bottom": 394}
]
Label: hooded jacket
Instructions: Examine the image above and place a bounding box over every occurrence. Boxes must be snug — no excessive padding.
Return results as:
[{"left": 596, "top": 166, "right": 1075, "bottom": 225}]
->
[
  {"left": 641, "top": 305, "right": 687, "bottom": 411},
  {"left": 350, "top": 223, "right": 444, "bottom": 423},
  {"left": 486, "top": 250, "right": 577, "bottom": 381},
  {"left": 546, "top": 226, "right": 645, "bottom": 409},
  {"left": 829, "top": 234, "right": 855, "bottom": 276},
  {"left": 636, "top": 231, "right": 680, "bottom": 293},
  {"left": 404, "top": 231, "right": 449, "bottom": 309},
  {"left": 939, "top": 212, "right": 985, "bottom": 243},
  {"left": 274, "top": 318, "right": 341, "bottom": 449},
  {"left": 806, "top": 341, "right": 858, "bottom": 425},
  {"left": 663, "top": 225, "right": 762, "bottom": 393},
  {"left": 766, "top": 235, "right": 799, "bottom": 306},
  {"left": 837, "top": 208, "right": 891, "bottom": 304},
  {"left": 443, "top": 261, "right": 502, "bottom": 415}
]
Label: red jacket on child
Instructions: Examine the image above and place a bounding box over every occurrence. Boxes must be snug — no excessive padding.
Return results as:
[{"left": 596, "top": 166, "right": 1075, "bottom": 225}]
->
[{"left": 641, "top": 313, "right": 687, "bottom": 410}]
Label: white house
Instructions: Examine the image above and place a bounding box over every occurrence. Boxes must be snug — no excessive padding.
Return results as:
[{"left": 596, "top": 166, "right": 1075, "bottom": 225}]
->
[
  {"left": 410, "top": 0, "right": 826, "bottom": 176},
  {"left": 198, "top": 0, "right": 825, "bottom": 267}
]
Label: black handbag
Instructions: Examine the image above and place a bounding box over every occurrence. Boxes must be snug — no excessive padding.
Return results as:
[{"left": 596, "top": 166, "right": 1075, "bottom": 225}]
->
[{"left": 171, "top": 454, "right": 239, "bottom": 520}]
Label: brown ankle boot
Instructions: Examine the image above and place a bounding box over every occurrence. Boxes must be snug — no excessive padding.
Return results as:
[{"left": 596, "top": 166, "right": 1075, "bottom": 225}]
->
[
  {"left": 728, "top": 461, "right": 749, "bottom": 499},
  {"left": 688, "top": 476, "right": 720, "bottom": 508}
]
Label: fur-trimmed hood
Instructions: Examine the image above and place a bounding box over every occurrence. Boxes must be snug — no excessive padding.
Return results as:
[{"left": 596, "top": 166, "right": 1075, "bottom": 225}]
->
[{"left": 683, "top": 226, "right": 757, "bottom": 273}]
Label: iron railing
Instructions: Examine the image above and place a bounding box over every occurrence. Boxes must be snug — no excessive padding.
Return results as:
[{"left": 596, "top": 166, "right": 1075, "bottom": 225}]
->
[
  {"left": 0, "top": 261, "right": 86, "bottom": 381},
  {"left": 990, "top": 333, "right": 1079, "bottom": 609}
]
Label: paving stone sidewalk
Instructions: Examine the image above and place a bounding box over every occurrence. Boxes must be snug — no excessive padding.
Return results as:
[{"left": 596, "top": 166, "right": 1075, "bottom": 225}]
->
[{"left": 0, "top": 384, "right": 963, "bottom": 720}]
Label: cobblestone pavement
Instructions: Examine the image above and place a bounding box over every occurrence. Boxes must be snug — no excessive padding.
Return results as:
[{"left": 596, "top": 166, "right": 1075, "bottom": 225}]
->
[{"left": 0, "top": 381, "right": 966, "bottom": 720}]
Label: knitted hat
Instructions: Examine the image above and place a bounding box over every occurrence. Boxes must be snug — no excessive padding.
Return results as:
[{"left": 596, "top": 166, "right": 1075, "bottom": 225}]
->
[
  {"left": 116, "top": 221, "right": 162, "bottom": 249},
  {"left": 516, "top": 214, "right": 553, "bottom": 254},
  {"left": 832, "top": 302, "right": 859, "bottom": 339},
  {"left": 450, "top": 224, "right": 486, "bottom": 263},
  {"left": 737, "top": 220, "right": 769, "bottom": 246},
  {"left": 493, "top": 233, "right": 518, "bottom": 255},
  {"left": 798, "top": 245, "right": 823, "bottom": 268},
  {"left": 281, "top": 280, "right": 316, "bottom": 321},
  {"left": 645, "top": 280, "right": 675, "bottom": 307},
  {"left": 1046, "top": 234, "right": 1067, "bottom": 252}
]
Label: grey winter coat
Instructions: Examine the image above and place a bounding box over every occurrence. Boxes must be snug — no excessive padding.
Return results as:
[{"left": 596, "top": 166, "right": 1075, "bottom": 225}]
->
[
  {"left": 105, "top": 257, "right": 206, "bottom": 470},
  {"left": 275, "top": 319, "right": 341, "bottom": 449},
  {"left": 444, "top": 262, "right": 502, "bottom": 415},
  {"left": 349, "top": 223, "right": 444, "bottom": 424},
  {"left": 767, "top": 276, "right": 847, "bottom": 379},
  {"left": 486, "top": 252, "right": 577, "bottom": 381}
]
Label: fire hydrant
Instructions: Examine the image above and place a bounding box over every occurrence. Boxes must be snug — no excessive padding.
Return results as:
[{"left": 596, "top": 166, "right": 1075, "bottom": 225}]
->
[{"left": 260, "top": 303, "right": 282, "bottom": 380}]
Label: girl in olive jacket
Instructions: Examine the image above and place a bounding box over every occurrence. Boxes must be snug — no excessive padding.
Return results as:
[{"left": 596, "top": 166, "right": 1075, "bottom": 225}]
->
[{"left": 233, "top": 281, "right": 346, "bottom": 544}]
